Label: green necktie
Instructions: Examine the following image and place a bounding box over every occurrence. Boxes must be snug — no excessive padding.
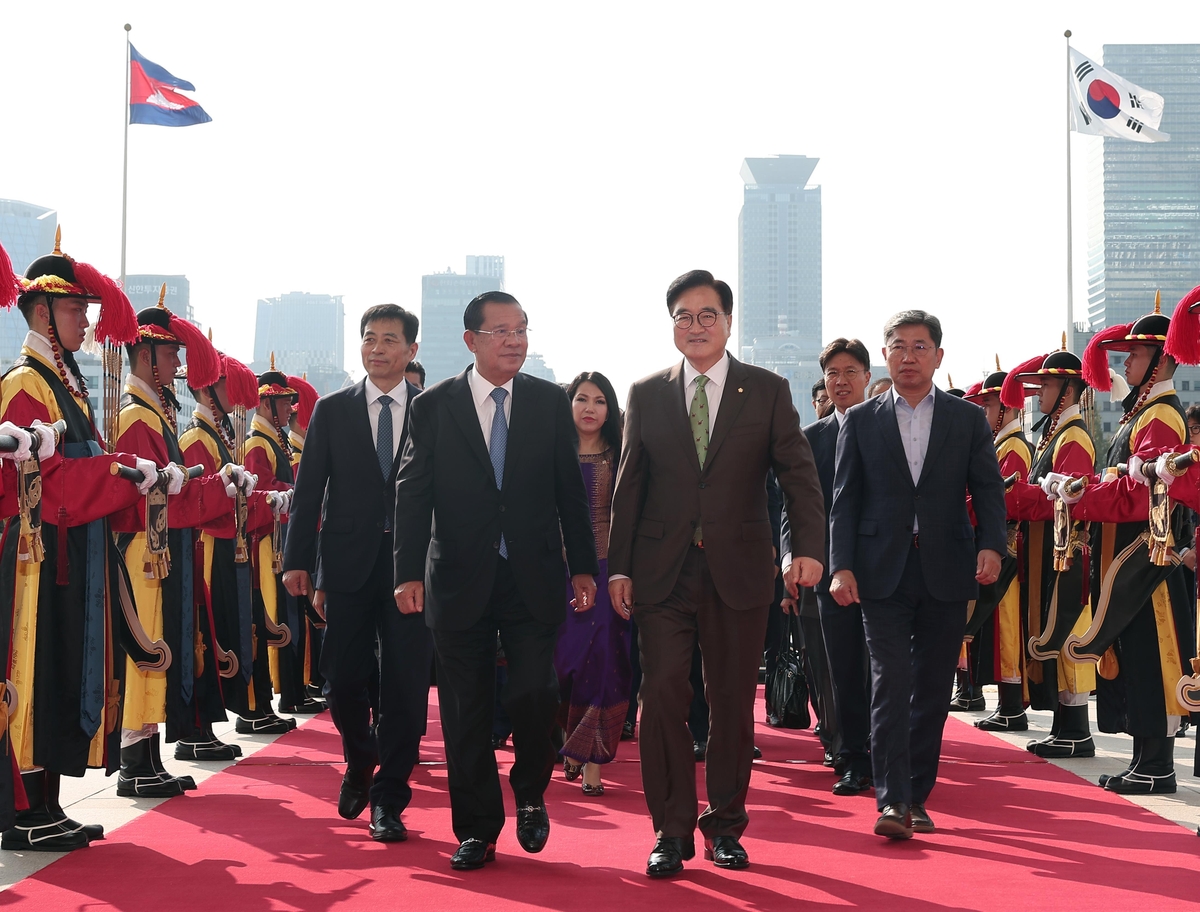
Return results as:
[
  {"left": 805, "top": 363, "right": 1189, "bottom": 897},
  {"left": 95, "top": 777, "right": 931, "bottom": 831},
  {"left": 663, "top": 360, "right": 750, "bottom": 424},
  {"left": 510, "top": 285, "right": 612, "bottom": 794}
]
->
[{"left": 690, "top": 375, "right": 709, "bottom": 543}]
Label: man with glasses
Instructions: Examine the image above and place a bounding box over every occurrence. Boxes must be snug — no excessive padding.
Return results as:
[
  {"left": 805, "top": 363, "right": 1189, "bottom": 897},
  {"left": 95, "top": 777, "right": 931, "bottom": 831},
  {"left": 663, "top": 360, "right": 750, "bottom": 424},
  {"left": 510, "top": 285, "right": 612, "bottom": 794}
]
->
[
  {"left": 393, "top": 291, "right": 597, "bottom": 870},
  {"left": 608, "top": 270, "right": 825, "bottom": 877},
  {"left": 829, "top": 311, "right": 1005, "bottom": 839}
]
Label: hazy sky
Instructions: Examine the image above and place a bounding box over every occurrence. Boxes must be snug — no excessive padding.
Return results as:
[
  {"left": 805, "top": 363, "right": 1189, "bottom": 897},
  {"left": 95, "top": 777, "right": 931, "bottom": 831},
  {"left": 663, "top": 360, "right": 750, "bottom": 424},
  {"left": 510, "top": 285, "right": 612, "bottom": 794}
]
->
[{"left": 2, "top": 2, "right": 1195, "bottom": 398}]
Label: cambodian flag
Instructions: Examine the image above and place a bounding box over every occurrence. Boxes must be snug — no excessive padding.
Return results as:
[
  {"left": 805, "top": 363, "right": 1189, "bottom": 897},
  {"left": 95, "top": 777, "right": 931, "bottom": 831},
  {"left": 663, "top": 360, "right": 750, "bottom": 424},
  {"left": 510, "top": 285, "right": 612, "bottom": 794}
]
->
[{"left": 129, "top": 44, "right": 212, "bottom": 127}]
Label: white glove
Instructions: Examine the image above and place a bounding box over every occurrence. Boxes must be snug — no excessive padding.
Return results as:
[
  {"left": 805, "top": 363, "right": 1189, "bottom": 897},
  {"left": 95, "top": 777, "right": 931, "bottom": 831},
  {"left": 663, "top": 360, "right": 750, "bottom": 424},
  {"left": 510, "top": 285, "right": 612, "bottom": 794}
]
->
[
  {"left": 1059, "top": 479, "right": 1086, "bottom": 505},
  {"left": 1154, "top": 454, "right": 1179, "bottom": 489},
  {"left": 163, "top": 463, "right": 186, "bottom": 496},
  {"left": 1040, "top": 472, "right": 1069, "bottom": 500},
  {"left": 268, "top": 490, "right": 291, "bottom": 518},
  {"left": 29, "top": 420, "right": 55, "bottom": 461},
  {"left": 0, "top": 422, "right": 33, "bottom": 462},
  {"left": 1127, "top": 454, "right": 1149, "bottom": 485},
  {"left": 134, "top": 458, "right": 158, "bottom": 495}
]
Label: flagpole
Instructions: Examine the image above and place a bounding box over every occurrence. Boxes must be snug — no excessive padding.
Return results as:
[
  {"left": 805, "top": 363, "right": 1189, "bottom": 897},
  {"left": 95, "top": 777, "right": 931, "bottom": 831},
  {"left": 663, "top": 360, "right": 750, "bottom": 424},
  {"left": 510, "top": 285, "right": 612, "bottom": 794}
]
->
[
  {"left": 120, "top": 23, "right": 131, "bottom": 286},
  {"left": 1065, "top": 29, "right": 1075, "bottom": 355}
]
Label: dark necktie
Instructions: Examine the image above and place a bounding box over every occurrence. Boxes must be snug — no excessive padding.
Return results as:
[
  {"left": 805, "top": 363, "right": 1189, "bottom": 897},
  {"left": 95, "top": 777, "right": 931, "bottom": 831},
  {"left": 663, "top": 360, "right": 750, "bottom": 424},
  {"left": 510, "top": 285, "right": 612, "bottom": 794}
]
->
[
  {"left": 377, "top": 394, "right": 393, "bottom": 531},
  {"left": 489, "top": 387, "right": 509, "bottom": 558}
]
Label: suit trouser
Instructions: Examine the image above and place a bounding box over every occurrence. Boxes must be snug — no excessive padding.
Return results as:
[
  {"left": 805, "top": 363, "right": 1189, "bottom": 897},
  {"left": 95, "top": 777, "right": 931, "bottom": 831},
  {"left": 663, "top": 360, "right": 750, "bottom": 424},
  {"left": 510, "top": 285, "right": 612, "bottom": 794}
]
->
[
  {"left": 817, "top": 590, "right": 871, "bottom": 774},
  {"left": 799, "top": 610, "right": 841, "bottom": 756},
  {"left": 860, "top": 543, "right": 965, "bottom": 809},
  {"left": 636, "top": 547, "right": 769, "bottom": 840},
  {"left": 432, "top": 558, "right": 560, "bottom": 843},
  {"left": 321, "top": 534, "right": 432, "bottom": 809}
]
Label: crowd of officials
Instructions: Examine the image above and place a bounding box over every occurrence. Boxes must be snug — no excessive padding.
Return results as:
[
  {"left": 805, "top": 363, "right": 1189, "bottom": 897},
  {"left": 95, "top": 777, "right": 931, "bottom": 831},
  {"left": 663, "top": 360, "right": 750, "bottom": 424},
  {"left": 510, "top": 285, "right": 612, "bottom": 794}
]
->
[{"left": 0, "top": 234, "right": 1197, "bottom": 878}]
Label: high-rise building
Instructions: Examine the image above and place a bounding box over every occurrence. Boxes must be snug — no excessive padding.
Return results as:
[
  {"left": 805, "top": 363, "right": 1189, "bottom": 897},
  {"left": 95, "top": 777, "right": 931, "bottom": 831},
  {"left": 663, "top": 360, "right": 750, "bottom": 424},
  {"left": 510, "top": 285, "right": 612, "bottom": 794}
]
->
[
  {"left": 521, "top": 352, "right": 557, "bottom": 383},
  {"left": 419, "top": 256, "right": 505, "bottom": 386},
  {"left": 738, "top": 156, "right": 823, "bottom": 423},
  {"left": 0, "top": 199, "right": 57, "bottom": 367},
  {"left": 252, "top": 292, "right": 347, "bottom": 394},
  {"left": 1086, "top": 45, "right": 1200, "bottom": 435},
  {"left": 124, "top": 274, "right": 194, "bottom": 322}
]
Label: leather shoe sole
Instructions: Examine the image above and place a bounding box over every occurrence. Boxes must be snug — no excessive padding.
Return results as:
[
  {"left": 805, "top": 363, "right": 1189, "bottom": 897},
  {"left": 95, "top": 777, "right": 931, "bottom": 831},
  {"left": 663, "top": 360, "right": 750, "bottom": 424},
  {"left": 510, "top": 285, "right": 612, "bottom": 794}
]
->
[{"left": 874, "top": 808, "right": 913, "bottom": 840}]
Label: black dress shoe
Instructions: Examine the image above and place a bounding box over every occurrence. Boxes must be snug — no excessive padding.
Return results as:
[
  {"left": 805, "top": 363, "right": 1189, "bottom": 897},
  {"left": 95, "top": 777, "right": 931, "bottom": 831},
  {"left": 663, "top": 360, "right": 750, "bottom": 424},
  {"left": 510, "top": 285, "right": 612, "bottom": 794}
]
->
[
  {"left": 873, "top": 804, "right": 913, "bottom": 839},
  {"left": 693, "top": 740, "right": 707, "bottom": 761},
  {"left": 515, "top": 801, "right": 549, "bottom": 853},
  {"left": 450, "top": 838, "right": 496, "bottom": 870},
  {"left": 832, "top": 770, "right": 872, "bottom": 796},
  {"left": 646, "top": 836, "right": 694, "bottom": 878},
  {"left": 752, "top": 745, "right": 762, "bottom": 760},
  {"left": 704, "top": 835, "right": 749, "bottom": 869},
  {"left": 621, "top": 721, "right": 636, "bottom": 741},
  {"left": 491, "top": 734, "right": 508, "bottom": 749},
  {"left": 369, "top": 805, "right": 408, "bottom": 842},
  {"left": 822, "top": 748, "right": 836, "bottom": 768},
  {"left": 338, "top": 767, "right": 373, "bottom": 820},
  {"left": 910, "top": 804, "right": 935, "bottom": 834}
]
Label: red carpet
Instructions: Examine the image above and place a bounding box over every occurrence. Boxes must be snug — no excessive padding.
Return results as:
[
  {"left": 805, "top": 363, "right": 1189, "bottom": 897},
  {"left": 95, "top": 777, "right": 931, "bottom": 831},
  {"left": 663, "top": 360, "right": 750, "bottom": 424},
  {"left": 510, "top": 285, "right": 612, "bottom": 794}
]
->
[{"left": 5, "top": 693, "right": 1200, "bottom": 911}]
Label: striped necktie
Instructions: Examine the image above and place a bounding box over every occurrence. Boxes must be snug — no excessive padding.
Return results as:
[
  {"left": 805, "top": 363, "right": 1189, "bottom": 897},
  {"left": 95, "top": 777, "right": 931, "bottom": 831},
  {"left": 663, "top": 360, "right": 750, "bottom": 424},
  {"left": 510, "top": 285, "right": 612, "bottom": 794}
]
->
[{"left": 490, "top": 387, "right": 509, "bottom": 558}]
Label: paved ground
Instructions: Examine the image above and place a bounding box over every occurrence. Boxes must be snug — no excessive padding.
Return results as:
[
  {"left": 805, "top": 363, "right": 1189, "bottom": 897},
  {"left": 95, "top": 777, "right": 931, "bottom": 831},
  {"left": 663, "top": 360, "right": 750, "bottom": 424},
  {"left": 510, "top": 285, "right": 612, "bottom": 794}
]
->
[{"left": 0, "top": 689, "right": 1196, "bottom": 890}]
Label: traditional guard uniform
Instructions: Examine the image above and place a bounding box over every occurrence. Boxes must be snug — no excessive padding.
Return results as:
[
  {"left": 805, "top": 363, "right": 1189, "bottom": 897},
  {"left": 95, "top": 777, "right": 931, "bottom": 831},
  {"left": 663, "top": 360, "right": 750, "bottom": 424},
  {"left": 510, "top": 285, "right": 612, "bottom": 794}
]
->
[
  {"left": 963, "top": 368, "right": 1033, "bottom": 731},
  {"left": 236, "top": 363, "right": 303, "bottom": 733},
  {"left": 177, "top": 350, "right": 272, "bottom": 759},
  {"left": 286, "top": 374, "right": 326, "bottom": 702},
  {"left": 1002, "top": 344, "right": 1099, "bottom": 757},
  {"left": 1053, "top": 302, "right": 1195, "bottom": 794},
  {"left": 0, "top": 234, "right": 153, "bottom": 851},
  {"left": 111, "top": 303, "right": 241, "bottom": 796}
]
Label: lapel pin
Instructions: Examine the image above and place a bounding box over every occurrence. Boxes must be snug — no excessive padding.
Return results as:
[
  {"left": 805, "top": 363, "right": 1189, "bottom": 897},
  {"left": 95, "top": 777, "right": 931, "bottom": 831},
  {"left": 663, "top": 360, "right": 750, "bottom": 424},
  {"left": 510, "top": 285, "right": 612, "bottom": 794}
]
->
[{"left": 737, "top": 387, "right": 744, "bottom": 393}]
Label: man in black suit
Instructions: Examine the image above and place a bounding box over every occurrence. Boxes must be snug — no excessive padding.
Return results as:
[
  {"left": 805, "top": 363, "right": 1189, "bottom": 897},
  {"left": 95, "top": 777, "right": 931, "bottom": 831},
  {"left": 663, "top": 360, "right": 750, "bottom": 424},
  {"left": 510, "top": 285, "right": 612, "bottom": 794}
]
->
[
  {"left": 393, "top": 291, "right": 598, "bottom": 871},
  {"left": 282, "top": 304, "right": 430, "bottom": 843},
  {"left": 829, "top": 311, "right": 1005, "bottom": 839},
  {"left": 783, "top": 338, "right": 873, "bottom": 793}
]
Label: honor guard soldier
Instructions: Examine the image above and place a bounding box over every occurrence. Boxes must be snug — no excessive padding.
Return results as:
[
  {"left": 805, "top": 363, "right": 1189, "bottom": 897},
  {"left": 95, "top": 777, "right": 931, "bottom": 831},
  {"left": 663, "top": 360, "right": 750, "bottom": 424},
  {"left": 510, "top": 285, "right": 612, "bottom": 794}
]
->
[
  {"left": 962, "top": 363, "right": 1033, "bottom": 731},
  {"left": 111, "top": 300, "right": 252, "bottom": 796},
  {"left": 0, "top": 234, "right": 158, "bottom": 851},
  {"left": 1002, "top": 340, "right": 1099, "bottom": 757},
  {"left": 285, "top": 373, "right": 325, "bottom": 702},
  {"left": 178, "top": 348, "right": 272, "bottom": 760},
  {"left": 1044, "top": 297, "right": 1194, "bottom": 794}
]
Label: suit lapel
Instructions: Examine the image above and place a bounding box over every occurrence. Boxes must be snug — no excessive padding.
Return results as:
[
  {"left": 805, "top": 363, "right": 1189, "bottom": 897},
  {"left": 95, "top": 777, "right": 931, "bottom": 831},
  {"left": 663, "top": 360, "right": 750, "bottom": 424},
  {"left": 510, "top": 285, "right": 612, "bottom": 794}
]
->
[
  {"left": 389, "top": 379, "right": 420, "bottom": 482},
  {"left": 917, "top": 389, "right": 952, "bottom": 489},
  {"left": 874, "top": 392, "right": 914, "bottom": 487},
  {"left": 818, "top": 414, "right": 838, "bottom": 476},
  {"left": 348, "top": 381, "right": 376, "bottom": 474},
  {"left": 503, "top": 374, "right": 532, "bottom": 492},
  {"left": 704, "top": 355, "right": 749, "bottom": 469},
  {"left": 666, "top": 362, "right": 702, "bottom": 477},
  {"left": 448, "top": 368, "right": 496, "bottom": 481}
]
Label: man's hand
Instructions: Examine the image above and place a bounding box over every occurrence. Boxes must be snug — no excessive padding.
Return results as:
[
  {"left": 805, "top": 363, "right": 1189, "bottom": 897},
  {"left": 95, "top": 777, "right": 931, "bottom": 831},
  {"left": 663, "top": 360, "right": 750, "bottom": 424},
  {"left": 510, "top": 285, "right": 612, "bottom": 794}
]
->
[
  {"left": 394, "top": 580, "right": 425, "bottom": 614},
  {"left": 829, "top": 569, "right": 859, "bottom": 606},
  {"left": 312, "top": 589, "right": 326, "bottom": 620},
  {"left": 609, "top": 577, "right": 633, "bottom": 620},
  {"left": 976, "top": 549, "right": 1002, "bottom": 585},
  {"left": 282, "top": 570, "right": 311, "bottom": 598},
  {"left": 785, "top": 556, "right": 823, "bottom": 593},
  {"left": 780, "top": 596, "right": 800, "bottom": 616},
  {"left": 570, "top": 574, "right": 597, "bottom": 613}
]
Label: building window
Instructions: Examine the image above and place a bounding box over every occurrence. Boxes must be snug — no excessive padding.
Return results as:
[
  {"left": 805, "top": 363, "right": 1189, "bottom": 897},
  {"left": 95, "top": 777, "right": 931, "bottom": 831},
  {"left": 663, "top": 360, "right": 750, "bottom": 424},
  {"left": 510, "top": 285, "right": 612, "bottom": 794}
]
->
[
  {"left": 1183, "top": 380, "right": 1191, "bottom": 391},
  {"left": 1103, "top": 422, "right": 1112, "bottom": 433}
]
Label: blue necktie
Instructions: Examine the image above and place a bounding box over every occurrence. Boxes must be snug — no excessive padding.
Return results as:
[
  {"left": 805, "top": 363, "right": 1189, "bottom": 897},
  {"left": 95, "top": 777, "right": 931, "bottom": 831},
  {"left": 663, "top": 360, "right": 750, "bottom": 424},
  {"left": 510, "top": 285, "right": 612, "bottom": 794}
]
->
[
  {"left": 489, "top": 387, "right": 508, "bottom": 558},
  {"left": 377, "top": 394, "right": 393, "bottom": 531}
]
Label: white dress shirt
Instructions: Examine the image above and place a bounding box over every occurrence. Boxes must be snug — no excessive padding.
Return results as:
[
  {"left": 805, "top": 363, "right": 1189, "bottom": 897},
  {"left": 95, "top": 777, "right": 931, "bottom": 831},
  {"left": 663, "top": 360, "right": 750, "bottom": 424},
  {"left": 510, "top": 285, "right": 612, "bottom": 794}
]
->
[
  {"left": 467, "top": 365, "right": 514, "bottom": 452},
  {"left": 365, "top": 377, "right": 407, "bottom": 459},
  {"left": 893, "top": 384, "right": 935, "bottom": 531},
  {"left": 834, "top": 406, "right": 848, "bottom": 427},
  {"left": 683, "top": 352, "right": 730, "bottom": 425}
]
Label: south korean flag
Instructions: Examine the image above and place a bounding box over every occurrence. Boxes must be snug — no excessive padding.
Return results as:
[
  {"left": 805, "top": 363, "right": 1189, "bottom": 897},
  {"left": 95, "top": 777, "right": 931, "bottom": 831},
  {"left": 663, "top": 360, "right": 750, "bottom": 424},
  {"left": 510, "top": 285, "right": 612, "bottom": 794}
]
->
[{"left": 1068, "top": 47, "right": 1169, "bottom": 143}]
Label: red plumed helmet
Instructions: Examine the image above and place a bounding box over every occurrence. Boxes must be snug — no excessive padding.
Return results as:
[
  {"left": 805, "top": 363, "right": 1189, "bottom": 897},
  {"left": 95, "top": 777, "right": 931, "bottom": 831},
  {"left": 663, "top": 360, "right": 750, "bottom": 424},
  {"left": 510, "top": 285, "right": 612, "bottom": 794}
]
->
[
  {"left": 221, "top": 353, "right": 261, "bottom": 409},
  {"left": 1000, "top": 354, "right": 1048, "bottom": 410},
  {"left": 168, "top": 316, "right": 222, "bottom": 388},
  {"left": 964, "top": 380, "right": 983, "bottom": 398},
  {"left": 1165, "top": 284, "right": 1200, "bottom": 366},
  {"left": 71, "top": 259, "right": 139, "bottom": 345},
  {"left": 287, "top": 375, "right": 319, "bottom": 429},
  {"left": 1082, "top": 323, "right": 1131, "bottom": 391},
  {"left": 0, "top": 241, "right": 17, "bottom": 310}
]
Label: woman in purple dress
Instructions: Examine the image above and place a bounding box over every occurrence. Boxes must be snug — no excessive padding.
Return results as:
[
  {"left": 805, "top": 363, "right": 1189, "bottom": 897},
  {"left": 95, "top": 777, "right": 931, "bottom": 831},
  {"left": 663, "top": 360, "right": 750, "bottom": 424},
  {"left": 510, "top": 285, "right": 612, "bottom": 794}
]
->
[{"left": 556, "top": 371, "right": 630, "bottom": 796}]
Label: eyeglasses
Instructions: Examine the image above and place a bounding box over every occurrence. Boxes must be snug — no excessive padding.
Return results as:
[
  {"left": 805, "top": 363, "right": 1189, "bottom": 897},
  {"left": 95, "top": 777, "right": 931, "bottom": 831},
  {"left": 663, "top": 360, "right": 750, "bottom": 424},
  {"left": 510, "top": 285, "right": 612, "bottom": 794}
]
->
[
  {"left": 473, "top": 327, "right": 529, "bottom": 340},
  {"left": 886, "top": 342, "right": 934, "bottom": 357},
  {"left": 672, "top": 310, "right": 726, "bottom": 330},
  {"left": 824, "top": 368, "right": 862, "bottom": 382},
  {"left": 1189, "top": 425, "right": 1200, "bottom": 436}
]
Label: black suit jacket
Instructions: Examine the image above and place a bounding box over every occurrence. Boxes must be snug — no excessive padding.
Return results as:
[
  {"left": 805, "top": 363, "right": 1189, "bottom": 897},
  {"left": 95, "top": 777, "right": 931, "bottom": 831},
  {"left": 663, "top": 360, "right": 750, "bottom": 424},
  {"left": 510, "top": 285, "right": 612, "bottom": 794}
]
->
[
  {"left": 781, "top": 412, "right": 838, "bottom": 596},
  {"left": 282, "top": 378, "right": 420, "bottom": 593},
  {"left": 392, "top": 367, "right": 598, "bottom": 632},
  {"left": 829, "top": 388, "right": 1006, "bottom": 603}
]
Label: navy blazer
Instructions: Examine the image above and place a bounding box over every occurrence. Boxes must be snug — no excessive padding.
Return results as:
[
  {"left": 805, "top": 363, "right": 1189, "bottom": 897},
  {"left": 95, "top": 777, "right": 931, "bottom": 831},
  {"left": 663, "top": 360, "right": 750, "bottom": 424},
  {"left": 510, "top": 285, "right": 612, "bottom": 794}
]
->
[{"left": 828, "top": 387, "right": 1006, "bottom": 603}]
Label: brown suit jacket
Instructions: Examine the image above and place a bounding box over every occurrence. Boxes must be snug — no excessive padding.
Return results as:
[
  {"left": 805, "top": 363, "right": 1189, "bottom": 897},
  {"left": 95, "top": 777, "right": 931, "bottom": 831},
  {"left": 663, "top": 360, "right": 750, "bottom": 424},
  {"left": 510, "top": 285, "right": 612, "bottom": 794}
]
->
[{"left": 609, "top": 354, "right": 825, "bottom": 610}]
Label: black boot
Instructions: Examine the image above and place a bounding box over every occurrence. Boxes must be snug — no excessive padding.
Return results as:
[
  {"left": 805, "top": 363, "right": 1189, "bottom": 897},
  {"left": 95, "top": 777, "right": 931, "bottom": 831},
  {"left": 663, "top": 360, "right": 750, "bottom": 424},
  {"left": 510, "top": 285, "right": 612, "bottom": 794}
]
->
[
  {"left": 949, "top": 670, "right": 985, "bottom": 711},
  {"left": 117, "top": 738, "right": 186, "bottom": 798},
  {"left": 1030, "top": 703, "right": 1095, "bottom": 758},
  {"left": 45, "top": 771, "right": 104, "bottom": 842},
  {"left": 2, "top": 770, "right": 90, "bottom": 851},
  {"left": 976, "top": 683, "right": 1028, "bottom": 731},
  {"left": 1099, "top": 737, "right": 1139, "bottom": 789},
  {"left": 236, "top": 711, "right": 294, "bottom": 735},
  {"left": 175, "top": 723, "right": 239, "bottom": 761},
  {"left": 150, "top": 736, "right": 196, "bottom": 790},
  {"left": 1105, "top": 736, "right": 1176, "bottom": 794},
  {"left": 1027, "top": 703, "right": 1062, "bottom": 751}
]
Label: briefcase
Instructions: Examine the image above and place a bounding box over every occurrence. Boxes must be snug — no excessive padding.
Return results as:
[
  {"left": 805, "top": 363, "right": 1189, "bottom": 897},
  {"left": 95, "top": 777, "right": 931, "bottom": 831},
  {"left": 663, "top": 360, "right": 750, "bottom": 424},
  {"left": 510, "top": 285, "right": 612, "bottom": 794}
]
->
[{"left": 766, "top": 614, "right": 811, "bottom": 730}]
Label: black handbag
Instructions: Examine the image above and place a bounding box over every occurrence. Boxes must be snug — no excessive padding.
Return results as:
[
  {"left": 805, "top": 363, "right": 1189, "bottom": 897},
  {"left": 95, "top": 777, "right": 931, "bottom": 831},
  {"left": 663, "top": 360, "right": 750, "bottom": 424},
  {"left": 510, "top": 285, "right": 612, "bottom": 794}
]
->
[{"left": 766, "top": 613, "right": 811, "bottom": 730}]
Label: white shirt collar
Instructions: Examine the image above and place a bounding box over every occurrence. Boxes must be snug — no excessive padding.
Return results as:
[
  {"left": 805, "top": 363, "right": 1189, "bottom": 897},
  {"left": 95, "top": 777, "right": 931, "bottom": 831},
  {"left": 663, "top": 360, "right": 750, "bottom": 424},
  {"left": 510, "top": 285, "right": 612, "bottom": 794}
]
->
[
  {"left": 127, "top": 373, "right": 163, "bottom": 404},
  {"left": 834, "top": 407, "right": 849, "bottom": 427},
  {"left": 23, "top": 330, "right": 83, "bottom": 395},
  {"left": 365, "top": 377, "right": 407, "bottom": 407},
  {"left": 1057, "top": 403, "right": 1081, "bottom": 423},
  {"left": 683, "top": 352, "right": 731, "bottom": 389},
  {"left": 468, "top": 365, "right": 515, "bottom": 409},
  {"left": 1146, "top": 378, "right": 1175, "bottom": 401},
  {"left": 193, "top": 401, "right": 216, "bottom": 427},
  {"left": 997, "top": 416, "right": 1023, "bottom": 440},
  {"left": 892, "top": 384, "right": 935, "bottom": 408}
]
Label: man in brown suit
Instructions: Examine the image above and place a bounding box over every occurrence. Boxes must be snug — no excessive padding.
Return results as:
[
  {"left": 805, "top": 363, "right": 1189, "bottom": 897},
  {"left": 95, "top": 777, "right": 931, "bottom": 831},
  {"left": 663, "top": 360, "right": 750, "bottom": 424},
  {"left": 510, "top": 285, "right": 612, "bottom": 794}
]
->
[{"left": 608, "top": 270, "right": 826, "bottom": 878}]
